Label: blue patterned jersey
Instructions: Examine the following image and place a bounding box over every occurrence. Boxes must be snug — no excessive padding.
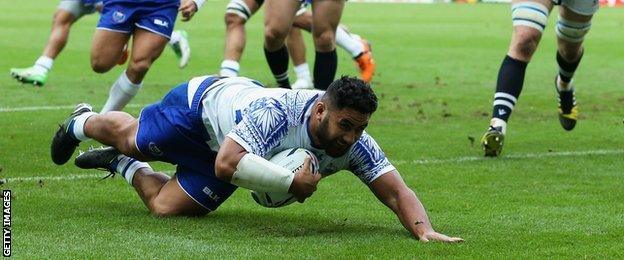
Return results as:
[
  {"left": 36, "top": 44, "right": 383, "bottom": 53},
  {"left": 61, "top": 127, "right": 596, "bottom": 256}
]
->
[{"left": 190, "top": 76, "right": 395, "bottom": 184}]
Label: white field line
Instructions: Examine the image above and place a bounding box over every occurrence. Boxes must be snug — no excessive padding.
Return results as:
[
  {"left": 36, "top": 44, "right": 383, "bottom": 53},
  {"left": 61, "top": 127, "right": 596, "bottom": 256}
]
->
[
  {"left": 3, "top": 149, "right": 622, "bottom": 183},
  {"left": 0, "top": 104, "right": 145, "bottom": 113},
  {"left": 393, "top": 149, "right": 624, "bottom": 166}
]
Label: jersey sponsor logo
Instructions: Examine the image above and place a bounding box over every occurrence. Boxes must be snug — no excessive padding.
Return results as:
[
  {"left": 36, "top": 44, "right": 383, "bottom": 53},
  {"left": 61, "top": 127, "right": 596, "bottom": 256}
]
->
[
  {"left": 153, "top": 19, "right": 169, "bottom": 28},
  {"left": 112, "top": 11, "right": 125, "bottom": 23}
]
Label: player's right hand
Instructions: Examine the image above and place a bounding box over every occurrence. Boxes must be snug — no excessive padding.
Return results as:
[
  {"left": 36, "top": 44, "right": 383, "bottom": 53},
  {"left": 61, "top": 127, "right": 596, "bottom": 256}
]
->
[
  {"left": 289, "top": 157, "right": 321, "bottom": 203},
  {"left": 418, "top": 231, "right": 464, "bottom": 243}
]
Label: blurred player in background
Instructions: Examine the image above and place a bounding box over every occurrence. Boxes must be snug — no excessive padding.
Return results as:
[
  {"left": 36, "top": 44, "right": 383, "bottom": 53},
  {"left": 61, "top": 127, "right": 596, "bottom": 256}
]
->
[
  {"left": 9, "top": 0, "right": 192, "bottom": 87},
  {"left": 220, "top": 0, "right": 375, "bottom": 89},
  {"left": 90, "top": 0, "right": 203, "bottom": 113},
  {"left": 50, "top": 76, "right": 462, "bottom": 243},
  {"left": 481, "top": 0, "right": 598, "bottom": 156}
]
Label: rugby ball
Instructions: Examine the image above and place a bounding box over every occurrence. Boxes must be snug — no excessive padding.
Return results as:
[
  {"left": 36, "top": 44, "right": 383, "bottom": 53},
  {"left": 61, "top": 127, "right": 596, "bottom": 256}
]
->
[{"left": 250, "top": 148, "right": 319, "bottom": 208}]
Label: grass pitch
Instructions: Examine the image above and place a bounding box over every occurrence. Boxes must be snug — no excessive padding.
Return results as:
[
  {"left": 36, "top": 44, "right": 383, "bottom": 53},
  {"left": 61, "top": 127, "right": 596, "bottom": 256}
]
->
[{"left": 1, "top": 0, "right": 623, "bottom": 258}]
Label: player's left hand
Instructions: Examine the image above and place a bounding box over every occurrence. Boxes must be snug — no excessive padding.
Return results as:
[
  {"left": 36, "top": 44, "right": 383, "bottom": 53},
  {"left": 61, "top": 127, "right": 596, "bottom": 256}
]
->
[
  {"left": 179, "top": 0, "right": 198, "bottom": 21},
  {"left": 418, "top": 231, "right": 463, "bottom": 243}
]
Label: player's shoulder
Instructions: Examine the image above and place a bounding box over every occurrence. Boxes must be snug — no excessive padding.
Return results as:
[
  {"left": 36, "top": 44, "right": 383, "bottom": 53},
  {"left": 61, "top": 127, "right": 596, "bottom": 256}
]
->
[{"left": 348, "top": 131, "right": 385, "bottom": 162}]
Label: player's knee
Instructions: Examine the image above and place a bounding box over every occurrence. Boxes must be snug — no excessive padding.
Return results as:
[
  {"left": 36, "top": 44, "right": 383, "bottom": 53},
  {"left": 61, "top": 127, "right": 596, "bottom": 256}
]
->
[
  {"left": 264, "top": 26, "right": 288, "bottom": 46},
  {"left": 90, "top": 58, "right": 113, "bottom": 73},
  {"left": 512, "top": 30, "right": 541, "bottom": 59},
  {"left": 129, "top": 58, "right": 152, "bottom": 75},
  {"left": 313, "top": 30, "right": 335, "bottom": 52},
  {"left": 224, "top": 12, "right": 247, "bottom": 27},
  {"left": 149, "top": 202, "right": 179, "bottom": 217},
  {"left": 556, "top": 17, "right": 591, "bottom": 44}
]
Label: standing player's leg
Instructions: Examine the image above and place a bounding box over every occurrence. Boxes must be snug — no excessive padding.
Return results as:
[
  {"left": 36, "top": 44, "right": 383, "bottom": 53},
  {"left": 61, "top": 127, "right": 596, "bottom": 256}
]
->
[
  {"left": 286, "top": 27, "right": 314, "bottom": 89},
  {"left": 263, "top": 0, "right": 300, "bottom": 88},
  {"left": 9, "top": 1, "right": 100, "bottom": 86},
  {"left": 292, "top": 11, "right": 375, "bottom": 83},
  {"left": 310, "top": 0, "right": 345, "bottom": 90},
  {"left": 481, "top": 0, "right": 554, "bottom": 157},
  {"left": 553, "top": 3, "right": 596, "bottom": 130},
  {"left": 101, "top": 29, "right": 169, "bottom": 113},
  {"left": 220, "top": 0, "right": 262, "bottom": 77}
]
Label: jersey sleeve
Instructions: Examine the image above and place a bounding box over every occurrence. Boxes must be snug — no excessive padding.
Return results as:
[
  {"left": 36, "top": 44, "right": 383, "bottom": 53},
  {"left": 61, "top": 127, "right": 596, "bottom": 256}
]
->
[
  {"left": 347, "top": 132, "right": 396, "bottom": 184},
  {"left": 226, "top": 97, "right": 290, "bottom": 158}
]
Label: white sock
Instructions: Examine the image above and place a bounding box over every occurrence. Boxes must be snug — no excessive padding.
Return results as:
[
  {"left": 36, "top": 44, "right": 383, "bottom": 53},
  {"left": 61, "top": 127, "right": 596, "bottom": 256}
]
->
[
  {"left": 490, "top": 118, "right": 508, "bottom": 135},
  {"left": 336, "top": 27, "right": 364, "bottom": 58},
  {"left": 101, "top": 71, "right": 142, "bottom": 113},
  {"left": 34, "top": 56, "right": 54, "bottom": 73},
  {"left": 115, "top": 155, "right": 152, "bottom": 185},
  {"left": 169, "top": 30, "right": 181, "bottom": 45},
  {"left": 220, "top": 60, "right": 240, "bottom": 77},
  {"left": 71, "top": 112, "right": 97, "bottom": 141},
  {"left": 293, "top": 63, "right": 311, "bottom": 82}
]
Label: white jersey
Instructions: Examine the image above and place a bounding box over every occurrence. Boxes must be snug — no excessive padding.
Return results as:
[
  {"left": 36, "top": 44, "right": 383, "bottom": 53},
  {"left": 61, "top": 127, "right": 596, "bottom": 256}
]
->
[{"left": 189, "top": 76, "right": 395, "bottom": 184}]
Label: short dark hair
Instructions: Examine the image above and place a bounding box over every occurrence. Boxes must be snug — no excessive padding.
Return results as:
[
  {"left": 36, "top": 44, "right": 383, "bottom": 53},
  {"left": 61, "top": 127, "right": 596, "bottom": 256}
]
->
[{"left": 322, "top": 76, "right": 378, "bottom": 115}]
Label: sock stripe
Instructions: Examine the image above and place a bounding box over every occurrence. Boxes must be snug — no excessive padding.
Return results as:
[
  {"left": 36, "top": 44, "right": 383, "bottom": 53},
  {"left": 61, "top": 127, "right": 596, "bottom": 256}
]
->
[
  {"left": 221, "top": 67, "right": 239, "bottom": 73},
  {"left": 493, "top": 99, "right": 515, "bottom": 110},
  {"left": 120, "top": 158, "right": 137, "bottom": 178},
  {"left": 494, "top": 92, "right": 518, "bottom": 103}
]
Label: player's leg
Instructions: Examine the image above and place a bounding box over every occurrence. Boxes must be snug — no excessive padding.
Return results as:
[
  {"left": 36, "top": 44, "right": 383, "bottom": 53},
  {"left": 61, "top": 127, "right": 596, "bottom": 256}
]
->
[
  {"left": 292, "top": 10, "right": 375, "bottom": 83},
  {"left": 287, "top": 27, "right": 313, "bottom": 89},
  {"left": 263, "top": 0, "right": 300, "bottom": 87},
  {"left": 481, "top": 0, "right": 554, "bottom": 157},
  {"left": 553, "top": 2, "right": 596, "bottom": 130},
  {"left": 101, "top": 29, "right": 169, "bottom": 113},
  {"left": 220, "top": 0, "right": 261, "bottom": 76},
  {"left": 51, "top": 104, "right": 149, "bottom": 165},
  {"left": 168, "top": 30, "right": 191, "bottom": 68},
  {"left": 10, "top": 1, "right": 93, "bottom": 86},
  {"left": 90, "top": 31, "right": 130, "bottom": 74},
  {"left": 310, "top": 0, "right": 344, "bottom": 90}
]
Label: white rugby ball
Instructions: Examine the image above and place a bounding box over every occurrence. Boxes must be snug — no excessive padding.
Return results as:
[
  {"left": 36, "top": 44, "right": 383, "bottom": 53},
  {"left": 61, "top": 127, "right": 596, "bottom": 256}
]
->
[{"left": 251, "top": 148, "right": 319, "bottom": 208}]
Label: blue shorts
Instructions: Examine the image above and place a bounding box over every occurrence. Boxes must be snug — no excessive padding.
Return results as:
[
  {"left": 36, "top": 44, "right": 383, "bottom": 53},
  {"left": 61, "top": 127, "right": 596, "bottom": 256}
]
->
[
  {"left": 97, "top": 0, "right": 179, "bottom": 38},
  {"left": 135, "top": 78, "right": 238, "bottom": 211}
]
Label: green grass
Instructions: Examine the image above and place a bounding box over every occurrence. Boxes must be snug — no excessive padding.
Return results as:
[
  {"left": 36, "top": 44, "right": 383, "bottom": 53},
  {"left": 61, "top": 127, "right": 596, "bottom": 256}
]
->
[{"left": 1, "top": 0, "right": 623, "bottom": 258}]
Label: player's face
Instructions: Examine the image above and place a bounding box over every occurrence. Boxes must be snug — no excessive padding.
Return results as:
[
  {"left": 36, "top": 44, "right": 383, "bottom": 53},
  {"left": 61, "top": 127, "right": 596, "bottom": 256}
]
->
[{"left": 317, "top": 107, "right": 370, "bottom": 157}]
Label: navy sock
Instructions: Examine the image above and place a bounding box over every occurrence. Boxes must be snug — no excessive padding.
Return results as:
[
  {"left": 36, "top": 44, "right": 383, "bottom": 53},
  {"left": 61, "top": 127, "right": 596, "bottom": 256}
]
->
[
  {"left": 313, "top": 50, "right": 337, "bottom": 90},
  {"left": 492, "top": 55, "right": 528, "bottom": 122},
  {"left": 264, "top": 46, "right": 290, "bottom": 88}
]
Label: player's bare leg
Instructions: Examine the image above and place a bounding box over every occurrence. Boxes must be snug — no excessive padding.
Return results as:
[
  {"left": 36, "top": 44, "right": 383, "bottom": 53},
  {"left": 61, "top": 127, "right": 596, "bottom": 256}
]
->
[
  {"left": 293, "top": 11, "right": 375, "bottom": 83},
  {"left": 90, "top": 29, "right": 130, "bottom": 73},
  {"left": 263, "top": 0, "right": 300, "bottom": 87},
  {"left": 10, "top": 9, "right": 77, "bottom": 86},
  {"left": 553, "top": 6, "right": 593, "bottom": 130},
  {"left": 100, "top": 28, "right": 168, "bottom": 112},
  {"left": 311, "top": 0, "right": 344, "bottom": 89},
  {"left": 481, "top": 0, "right": 554, "bottom": 157},
  {"left": 286, "top": 28, "right": 313, "bottom": 89},
  {"left": 221, "top": 0, "right": 260, "bottom": 76},
  {"left": 51, "top": 107, "right": 209, "bottom": 216}
]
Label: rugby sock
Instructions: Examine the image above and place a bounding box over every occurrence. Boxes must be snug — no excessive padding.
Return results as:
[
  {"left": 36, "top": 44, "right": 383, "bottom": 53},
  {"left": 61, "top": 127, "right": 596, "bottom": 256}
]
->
[
  {"left": 556, "top": 50, "right": 583, "bottom": 91},
  {"left": 336, "top": 27, "right": 364, "bottom": 58},
  {"left": 313, "top": 50, "right": 337, "bottom": 90},
  {"left": 491, "top": 55, "right": 527, "bottom": 134},
  {"left": 264, "top": 46, "right": 291, "bottom": 88},
  {"left": 34, "top": 56, "right": 53, "bottom": 74},
  {"left": 294, "top": 63, "right": 311, "bottom": 83},
  {"left": 69, "top": 112, "right": 97, "bottom": 141},
  {"left": 169, "top": 30, "right": 181, "bottom": 45},
  {"left": 220, "top": 59, "right": 240, "bottom": 77},
  {"left": 112, "top": 155, "right": 152, "bottom": 185},
  {"left": 101, "top": 70, "right": 142, "bottom": 113}
]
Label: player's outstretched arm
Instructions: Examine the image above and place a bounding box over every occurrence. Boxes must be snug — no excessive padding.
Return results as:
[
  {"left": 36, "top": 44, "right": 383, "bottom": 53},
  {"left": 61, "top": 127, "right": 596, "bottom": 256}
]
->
[{"left": 369, "top": 170, "right": 463, "bottom": 243}]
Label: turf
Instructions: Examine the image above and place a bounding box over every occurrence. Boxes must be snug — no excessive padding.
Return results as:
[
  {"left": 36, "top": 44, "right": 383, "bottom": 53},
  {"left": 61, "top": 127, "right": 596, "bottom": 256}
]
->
[{"left": 1, "top": 0, "right": 623, "bottom": 258}]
